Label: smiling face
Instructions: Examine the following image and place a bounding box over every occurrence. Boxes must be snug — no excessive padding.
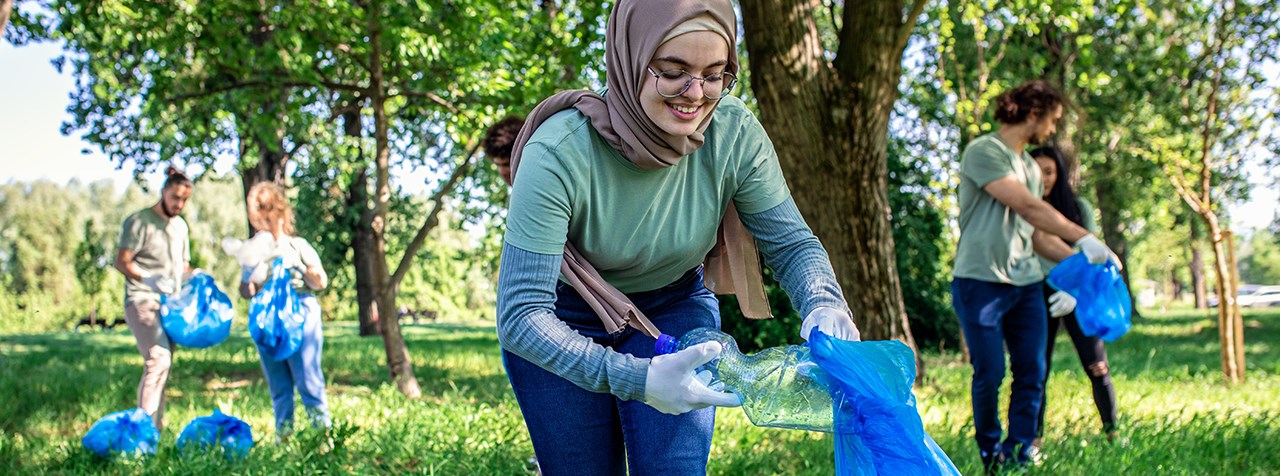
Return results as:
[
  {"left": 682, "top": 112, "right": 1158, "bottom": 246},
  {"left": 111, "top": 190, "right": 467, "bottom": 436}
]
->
[
  {"left": 640, "top": 31, "right": 729, "bottom": 138},
  {"left": 1035, "top": 156, "right": 1058, "bottom": 198}
]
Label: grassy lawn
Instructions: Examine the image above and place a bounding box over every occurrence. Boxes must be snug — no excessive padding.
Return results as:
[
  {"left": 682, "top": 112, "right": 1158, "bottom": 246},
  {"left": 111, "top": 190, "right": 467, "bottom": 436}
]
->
[{"left": 1, "top": 308, "right": 1277, "bottom": 475}]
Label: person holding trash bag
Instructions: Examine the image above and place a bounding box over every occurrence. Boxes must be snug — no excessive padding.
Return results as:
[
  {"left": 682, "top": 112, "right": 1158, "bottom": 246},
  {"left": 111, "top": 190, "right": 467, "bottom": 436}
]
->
[
  {"left": 113, "top": 166, "right": 194, "bottom": 430},
  {"left": 237, "top": 181, "right": 331, "bottom": 439},
  {"left": 496, "top": 0, "right": 859, "bottom": 473},
  {"left": 950, "top": 80, "right": 1120, "bottom": 473},
  {"left": 1028, "top": 146, "right": 1119, "bottom": 449}
]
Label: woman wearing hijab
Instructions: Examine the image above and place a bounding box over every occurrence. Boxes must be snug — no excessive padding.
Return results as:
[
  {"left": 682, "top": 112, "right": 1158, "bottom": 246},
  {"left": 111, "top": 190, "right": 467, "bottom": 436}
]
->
[
  {"left": 1028, "top": 146, "right": 1119, "bottom": 449},
  {"left": 497, "top": 0, "right": 859, "bottom": 473}
]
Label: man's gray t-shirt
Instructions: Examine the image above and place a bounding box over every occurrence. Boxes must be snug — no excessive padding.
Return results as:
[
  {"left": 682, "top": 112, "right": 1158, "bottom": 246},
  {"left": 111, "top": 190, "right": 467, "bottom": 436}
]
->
[
  {"left": 118, "top": 207, "right": 189, "bottom": 303},
  {"left": 953, "top": 133, "right": 1044, "bottom": 286}
]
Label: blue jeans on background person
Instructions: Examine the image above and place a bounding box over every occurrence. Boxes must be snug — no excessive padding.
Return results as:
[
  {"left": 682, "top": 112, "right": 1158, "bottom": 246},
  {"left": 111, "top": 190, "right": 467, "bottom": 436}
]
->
[
  {"left": 503, "top": 267, "right": 720, "bottom": 476},
  {"left": 256, "top": 293, "right": 331, "bottom": 436},
  {"left": 951, "top": 277, "right": 1048, "bottom": 464}
]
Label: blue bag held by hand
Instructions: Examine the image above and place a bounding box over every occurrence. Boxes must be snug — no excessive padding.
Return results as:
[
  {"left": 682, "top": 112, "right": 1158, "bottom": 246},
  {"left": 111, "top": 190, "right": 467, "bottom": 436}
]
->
[
  {"left": 82, "top": 408, "right": 160, "bottom": 458},
  {"left": 808, "top": 332, "right": 960, "bottom": 476},
  {"left": 177, "top": 409, "right": 254, "bottom": 458},
  {"left": 161, "top": 272, "right": 234, "bottom": 348},
  {"left": 249, "top": 257, "right": 306, "bottom": 361},
  {"left": 1048, "top": 252, "right": 1133, "bottom": 342}
]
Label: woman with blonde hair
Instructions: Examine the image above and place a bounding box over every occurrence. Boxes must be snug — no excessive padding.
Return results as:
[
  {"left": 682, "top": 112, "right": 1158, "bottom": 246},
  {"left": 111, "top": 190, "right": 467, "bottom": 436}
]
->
[{"left": 239, "top": 181, "right": 331, "bottom": 439}]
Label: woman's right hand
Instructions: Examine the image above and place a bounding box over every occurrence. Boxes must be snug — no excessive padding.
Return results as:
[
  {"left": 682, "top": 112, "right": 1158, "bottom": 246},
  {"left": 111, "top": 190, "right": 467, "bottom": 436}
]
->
[{"left": 643, "top": 342, "right": 742, "bottom": 415}]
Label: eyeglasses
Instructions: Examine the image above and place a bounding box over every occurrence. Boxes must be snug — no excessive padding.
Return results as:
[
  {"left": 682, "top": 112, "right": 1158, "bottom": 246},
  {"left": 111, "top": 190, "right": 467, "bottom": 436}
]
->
[{"left": 646, "top": 67, "right": 738, "bottom": 100}]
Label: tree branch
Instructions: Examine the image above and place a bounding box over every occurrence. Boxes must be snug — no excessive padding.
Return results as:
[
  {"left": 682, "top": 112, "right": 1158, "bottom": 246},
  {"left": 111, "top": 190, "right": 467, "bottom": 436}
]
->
[
  {"left": 166, "top": 78, "right": 364, "bottom": 103},
  {"left": 895, "top": 0, "right": 929, "bottom": 56},
  {"left": 389, "top": 139, "right": 482, "bottom": 289},
  {"left": 392, "top": 89, "right": 460, "bottom": 115}
]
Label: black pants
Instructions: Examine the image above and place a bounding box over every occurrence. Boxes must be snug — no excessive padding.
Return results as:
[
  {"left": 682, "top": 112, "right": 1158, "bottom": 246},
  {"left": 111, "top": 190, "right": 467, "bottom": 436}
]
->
[{"left": 1038, "top": 283, "right": 1118, "bottom": 436}]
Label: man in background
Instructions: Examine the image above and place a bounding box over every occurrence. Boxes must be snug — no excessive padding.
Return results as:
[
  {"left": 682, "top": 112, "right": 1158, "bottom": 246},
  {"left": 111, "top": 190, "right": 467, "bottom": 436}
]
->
[{"left": 113, "top": 166, "right": 194, "bottom": 430}]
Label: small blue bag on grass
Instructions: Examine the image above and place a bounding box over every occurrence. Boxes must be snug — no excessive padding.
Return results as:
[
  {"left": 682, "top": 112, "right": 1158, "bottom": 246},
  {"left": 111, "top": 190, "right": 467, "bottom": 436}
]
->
[
  {"left": 1048, "top": 252, "right": 1133, "bottom": 342},
  {"left": 808, "top": 332, "right": 960, "bottom": 476},
  {"left": 177, "top": 409, "right": 254, "bottom": 458},
  {"left": 82, "top": 408, "right": 160, "bottom": 458},
  {"left": 249, "top": 257, "right": 306, "bottom": 361},
  {"left": 161, "top": 271, "right": 234, "bottom": 348}
]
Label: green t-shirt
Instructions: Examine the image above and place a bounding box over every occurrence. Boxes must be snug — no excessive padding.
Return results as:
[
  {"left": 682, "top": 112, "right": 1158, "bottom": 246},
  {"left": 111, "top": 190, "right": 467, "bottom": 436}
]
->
[
  {"left": 118, "top": 207, "right": 190, "bottom": 303},
  {"left": 953, "top": 133, "right": 1045, "bottom": 286},
  {"left": 1038, "top": 197, "right": 1098, "bottom": 273},
  {"left": 504, "top": 95, "right": 791, "bottom": 293}
]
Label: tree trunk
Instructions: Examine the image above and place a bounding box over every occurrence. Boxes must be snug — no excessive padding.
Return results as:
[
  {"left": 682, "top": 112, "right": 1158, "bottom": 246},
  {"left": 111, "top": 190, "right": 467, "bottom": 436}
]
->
[
  {"left": 367, "top": 0, "right": 421, "bottom": 398},
  {"left": 1208, "top": 224, "right": 1245, "bottom": 384},
  {"left": 339, "top": 103, "right": 382, "bottom": 337},
  {"left": 0, "top": 0, "right": 13, "bottom": 37},
  {"left": 740, "top": 0, "right": 922, "bottom": 355},
  {"left": 350, "top": 166, "right": 382, "bottom": 337},
  {"left": 1190, "top": 221, "right": 1208, "bottom": 308}
]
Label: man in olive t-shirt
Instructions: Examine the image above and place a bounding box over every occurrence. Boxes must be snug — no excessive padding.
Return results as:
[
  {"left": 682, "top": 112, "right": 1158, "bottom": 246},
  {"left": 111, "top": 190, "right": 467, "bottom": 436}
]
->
[
  {"left": 951, "top": 81, "right": 1118, "bottom": 473},
  {"left": 112, "top": 168, "right": 194, "bottom": 430}
]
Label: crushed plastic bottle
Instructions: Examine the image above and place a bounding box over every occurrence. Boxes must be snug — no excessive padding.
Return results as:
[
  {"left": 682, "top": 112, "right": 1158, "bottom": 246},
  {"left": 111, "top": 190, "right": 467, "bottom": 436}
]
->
[{"left": 656, "top": 328, "right": 833, "bottom": 432}]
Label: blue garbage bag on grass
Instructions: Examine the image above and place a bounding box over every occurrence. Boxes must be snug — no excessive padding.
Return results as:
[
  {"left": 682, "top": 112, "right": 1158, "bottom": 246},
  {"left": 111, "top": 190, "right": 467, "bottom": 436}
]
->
[
  {"left": 1048, "top": 252, "right": 1133, "bottom": 342},
  {"left": 82, "top": 408, "right": 159, "bottom": 458},
  {"left": 249, "top": 257, "right": 306, "bottom": 361},
  {"left": 161, "top": 272, "right": 234, "bottom": 348},
  {"left": 177, "top": 409, "right": 254, "bottom": 458},
  {"left": 808, "top": 332, "right": 960, "bottom": 476}
]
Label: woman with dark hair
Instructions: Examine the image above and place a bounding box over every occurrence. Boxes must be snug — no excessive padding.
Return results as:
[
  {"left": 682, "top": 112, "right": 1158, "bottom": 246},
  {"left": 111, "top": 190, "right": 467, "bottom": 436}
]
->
[
  {"left": 1029, "top": 146, "right": 1119, "bottom": 449},
  {"left": 951, "top": 79, "right": 1119, "bottom": 473}
]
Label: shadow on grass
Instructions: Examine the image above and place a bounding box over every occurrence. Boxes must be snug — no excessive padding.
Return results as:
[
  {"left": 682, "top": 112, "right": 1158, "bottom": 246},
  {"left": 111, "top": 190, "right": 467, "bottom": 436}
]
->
[
  {"left": 1102, "top": 307, "right": 1279, "bottom": 378},
  {"left": 0, "top": 321, "right": 513, "bottom": 438}
]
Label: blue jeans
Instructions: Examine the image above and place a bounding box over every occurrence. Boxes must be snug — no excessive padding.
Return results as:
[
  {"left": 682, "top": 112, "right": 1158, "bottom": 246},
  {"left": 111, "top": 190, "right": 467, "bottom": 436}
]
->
[
  {"left": 951, "top": 277, "right": 1047, "bottom": 462},
  {"left": 503, "top": 267, "right": 720, "bottom": 476},
  {"left": 256, "top": 294, "right": 331, "bottom": 435}
]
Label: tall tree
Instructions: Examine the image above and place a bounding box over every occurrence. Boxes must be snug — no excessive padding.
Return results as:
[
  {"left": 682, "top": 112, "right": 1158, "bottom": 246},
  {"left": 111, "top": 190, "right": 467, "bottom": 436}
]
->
[
  {"left": 739, "top": 0, "right": 927, "bottom": 350},
  {"left": 1153, "top": 0, "right": 1279, "bottom": 384},
  {"left": 73, "top": 219, "right": 108, "bottom": 324}
]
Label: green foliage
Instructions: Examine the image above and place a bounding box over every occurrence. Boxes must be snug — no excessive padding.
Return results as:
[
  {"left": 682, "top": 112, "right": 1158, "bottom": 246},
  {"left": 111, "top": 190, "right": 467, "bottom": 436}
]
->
[
  {"left": 1240, "top": 229, "right": 1280, "bottom": 285},
  {"left": 0, "top": 178, "right": 245, "bottom": 334},
  {"left": 719, "top": 268, "right": 803, "bottom": 353},
  {"left": 2, "top": 310, "right": 1280, "bottom": 473},
  {"left": 72, "top": 219, "right": 108, "bottom": 305},
  {"left": 888, "top": 138, "right": 958, "bottom": 352}
]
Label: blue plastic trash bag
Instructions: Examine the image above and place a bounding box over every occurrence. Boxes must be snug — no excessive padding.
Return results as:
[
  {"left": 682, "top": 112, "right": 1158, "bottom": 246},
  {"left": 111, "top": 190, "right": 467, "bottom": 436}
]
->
[
  {"left": 808, "top": 332, "right": 960, "bottom": 476},
  {"left": 249, "top": 257, "right": 306, "bottom": 361},
  {"left": 82, "top": 408, "right": 160, "bottom": 458},
  {"left": 1048, "top": 252, "right": 1133, "bottom": 342},
  {"left": 161, "top": 271, "right": 234, "bottom": 348},
  {"left": 177, "top": 409, "right": 254, "bottom": 458}
]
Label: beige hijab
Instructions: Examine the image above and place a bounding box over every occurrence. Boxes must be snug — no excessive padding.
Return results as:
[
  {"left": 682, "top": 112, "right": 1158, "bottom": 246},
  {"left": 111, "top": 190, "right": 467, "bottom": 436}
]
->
[{"left": 508, "top": 0, "right": 771, "bottom": 338}]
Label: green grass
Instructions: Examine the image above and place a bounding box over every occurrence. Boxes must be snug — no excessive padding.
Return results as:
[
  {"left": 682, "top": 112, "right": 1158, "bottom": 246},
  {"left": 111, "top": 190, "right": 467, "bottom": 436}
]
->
[{"left": 1, "top": 309, "right": 1277, "bottom": 475}]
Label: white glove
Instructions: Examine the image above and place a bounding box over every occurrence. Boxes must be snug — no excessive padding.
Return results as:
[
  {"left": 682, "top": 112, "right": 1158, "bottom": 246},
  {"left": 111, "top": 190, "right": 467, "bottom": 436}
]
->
[
  {"left": 1048, "top": 291, "right": 1077, "bottom": 318},
  {"left": 1076, "top": 235, "right": 1118, "bottom": 267},
  {"left": 644, "top": 342, "right": 742, "bottom": 415},
  {"left": 800, "top": 306, "right": 861, "bottom": 341},
  {"left": 141, "top": 274, "right": 176, "bottom": 295}
]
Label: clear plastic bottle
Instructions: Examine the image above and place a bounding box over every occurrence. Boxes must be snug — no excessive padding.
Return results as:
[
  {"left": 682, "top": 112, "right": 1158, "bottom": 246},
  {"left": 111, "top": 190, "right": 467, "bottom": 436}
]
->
[{"left": 655, "top": 328, "right": 833, "bottom": 432}]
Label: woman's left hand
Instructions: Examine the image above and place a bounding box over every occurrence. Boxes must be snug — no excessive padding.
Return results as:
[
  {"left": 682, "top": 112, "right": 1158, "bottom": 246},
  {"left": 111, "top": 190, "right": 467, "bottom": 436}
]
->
[{"left": 800, "top": 307, "right": 860, "bottom": 342}]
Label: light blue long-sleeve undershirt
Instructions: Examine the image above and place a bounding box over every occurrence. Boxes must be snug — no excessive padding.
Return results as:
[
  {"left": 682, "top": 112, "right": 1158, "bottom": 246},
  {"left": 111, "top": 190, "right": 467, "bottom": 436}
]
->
[{"left": 495, "top": 196, "right": 850, "bottom": 402}]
